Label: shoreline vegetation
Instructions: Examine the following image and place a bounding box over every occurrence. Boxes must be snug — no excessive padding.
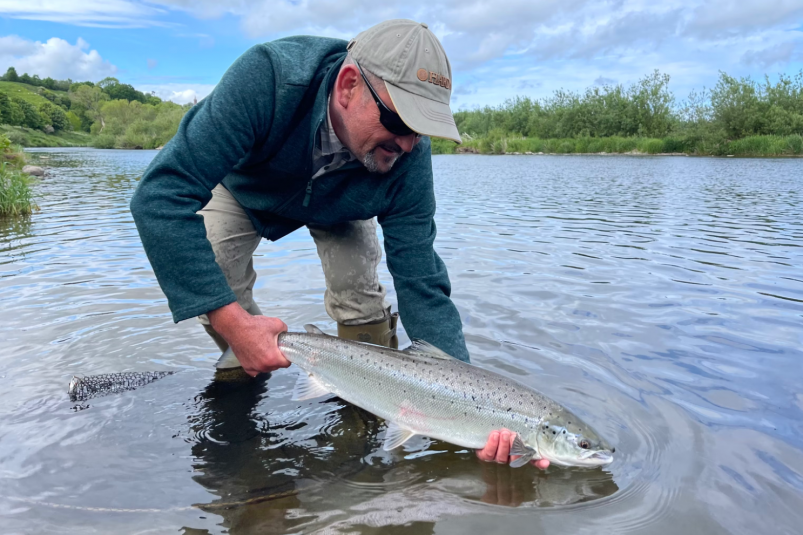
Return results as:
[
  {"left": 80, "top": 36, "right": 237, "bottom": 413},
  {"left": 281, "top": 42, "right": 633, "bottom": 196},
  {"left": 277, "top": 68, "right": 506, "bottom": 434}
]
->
[
  {"left": 432, "top": 133, "right": 803, "bottom": 157},
  {"left": 0, "top": 67, "right": 187, "bottom": 150},
  {"left": 1, "top": 66, "right": 802, "bottom": 157},
  {"left": 0, "top": 133, "right": 36, "bottom": 216},
  {"left": 434, "top": 70, "right": 803, "bottom": 157}
]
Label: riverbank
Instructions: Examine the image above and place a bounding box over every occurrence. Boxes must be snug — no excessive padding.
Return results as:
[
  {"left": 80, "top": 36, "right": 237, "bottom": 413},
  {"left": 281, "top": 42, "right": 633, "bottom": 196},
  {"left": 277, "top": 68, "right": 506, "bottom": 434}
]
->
[
  {"left": 0, "top": 133, "right": 37, "bottom": 216},
  {"left": 431, "top": 134, "right": 803, "bottom": 157},
  {"left": 0, "top": 125, "right": 92, "bottom": 148}
]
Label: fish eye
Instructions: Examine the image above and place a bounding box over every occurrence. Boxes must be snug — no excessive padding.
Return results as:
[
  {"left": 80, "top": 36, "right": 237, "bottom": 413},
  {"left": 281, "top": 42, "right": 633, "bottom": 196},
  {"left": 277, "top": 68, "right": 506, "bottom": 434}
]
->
[{"left": 579, "top": 440, "right": 590, "bottom": 449}]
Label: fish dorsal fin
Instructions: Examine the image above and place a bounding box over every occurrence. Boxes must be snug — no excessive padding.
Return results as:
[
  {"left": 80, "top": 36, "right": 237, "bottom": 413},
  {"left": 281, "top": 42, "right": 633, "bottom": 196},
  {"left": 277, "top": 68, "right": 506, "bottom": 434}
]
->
[
  {"left": 304, "top": 324, "right": 326, "bottom": 335},
  {"left": 292, "top": 372, "right": 331, "bottom": 401},
  {"left": 404, "top": 340, "right": 457, "bottom": 360},
  {"left": 509, "top": 433, "right": 537, "bottom": 468},
  {"left": 215, "top": 347, "right": 242, "bottom": 369},
  {"left": 383, "top": 421, "right": 417, "bottom": 451}
]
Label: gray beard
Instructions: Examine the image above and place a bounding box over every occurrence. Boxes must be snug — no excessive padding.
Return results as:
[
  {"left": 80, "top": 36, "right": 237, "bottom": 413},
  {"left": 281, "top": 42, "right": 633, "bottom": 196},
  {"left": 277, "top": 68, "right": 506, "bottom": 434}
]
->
[{"left": 362, "top": 148, "right": 399, "bottom": 174}]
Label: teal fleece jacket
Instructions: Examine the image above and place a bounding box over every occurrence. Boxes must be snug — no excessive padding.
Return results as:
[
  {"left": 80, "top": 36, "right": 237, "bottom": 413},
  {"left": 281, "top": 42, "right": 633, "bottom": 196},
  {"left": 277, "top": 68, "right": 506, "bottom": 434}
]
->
[{"left": 130, "top": 36, "right": 469, "bottom": 361}]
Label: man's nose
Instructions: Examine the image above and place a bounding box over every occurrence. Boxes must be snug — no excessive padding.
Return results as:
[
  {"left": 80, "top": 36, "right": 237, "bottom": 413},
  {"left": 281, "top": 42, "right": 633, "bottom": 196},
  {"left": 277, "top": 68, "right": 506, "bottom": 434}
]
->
[{"left": 394, "top": 133, "right": 418, "bottom": 153}]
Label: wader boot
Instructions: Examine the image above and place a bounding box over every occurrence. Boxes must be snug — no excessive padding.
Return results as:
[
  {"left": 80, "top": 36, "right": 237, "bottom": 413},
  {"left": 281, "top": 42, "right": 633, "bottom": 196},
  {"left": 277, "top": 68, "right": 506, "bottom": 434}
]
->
[
  {"left": 337, "top": 307, "right": 399, "bottom": 349},
  {"left": 203, "top": 324, "right": 258, "bottom": 383}
]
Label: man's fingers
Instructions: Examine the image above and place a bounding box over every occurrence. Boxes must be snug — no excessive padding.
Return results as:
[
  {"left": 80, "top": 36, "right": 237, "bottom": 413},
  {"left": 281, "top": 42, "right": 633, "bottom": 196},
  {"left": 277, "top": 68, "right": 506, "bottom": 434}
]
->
[
  {"left": 533, "top": 459, "right": 550, "bottom": 470},
  {"left": 495, "top": 430, "right": 512, "bottom": 463},
  {"left": 476, "top": 431, "right": 500, "bottom": 461}
]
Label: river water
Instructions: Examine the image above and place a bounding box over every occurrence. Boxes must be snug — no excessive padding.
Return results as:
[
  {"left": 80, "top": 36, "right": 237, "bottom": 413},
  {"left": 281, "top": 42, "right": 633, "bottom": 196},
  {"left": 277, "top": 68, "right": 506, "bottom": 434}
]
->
[{"left": 1, "top": 148, "right": 801, "bottom": 534}]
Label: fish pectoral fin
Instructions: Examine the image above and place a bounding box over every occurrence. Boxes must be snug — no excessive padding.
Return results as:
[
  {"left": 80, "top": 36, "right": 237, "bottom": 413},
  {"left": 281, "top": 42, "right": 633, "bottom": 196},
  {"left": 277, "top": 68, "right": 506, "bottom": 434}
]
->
[
  {"left": 292, "top": 372, "right": 331, "bottom": 401},
  {"left": 509, "top": 453, "right": 535, "bottom": 468},
  {"left": 215, "top": 348, "right": 242, "bottom": 370},
  {"left": 509, "top": 433, "right": 537, "bottom": 468},
  {"left": 382, "top": 422, "right": 417, "bottom": 451},
  {"left": 404, "top": 340, "right": 457, "bottom": 360},
  {"left": 303, "top": 324, "right": 327, "bottom": 335}
]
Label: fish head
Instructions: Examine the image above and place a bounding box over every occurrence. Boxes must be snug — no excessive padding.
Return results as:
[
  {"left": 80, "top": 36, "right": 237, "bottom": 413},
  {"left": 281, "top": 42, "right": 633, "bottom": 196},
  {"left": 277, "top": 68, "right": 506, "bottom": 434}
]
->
[{"left": 534, "top": 408, "right": 615, "bottom": 468}]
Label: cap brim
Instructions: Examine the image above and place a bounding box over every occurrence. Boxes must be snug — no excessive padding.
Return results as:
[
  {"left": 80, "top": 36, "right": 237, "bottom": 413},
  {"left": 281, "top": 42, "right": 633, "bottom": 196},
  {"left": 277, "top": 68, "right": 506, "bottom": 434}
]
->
[{"left": 385, "top": 82, "right": 462, "bottom": 144}]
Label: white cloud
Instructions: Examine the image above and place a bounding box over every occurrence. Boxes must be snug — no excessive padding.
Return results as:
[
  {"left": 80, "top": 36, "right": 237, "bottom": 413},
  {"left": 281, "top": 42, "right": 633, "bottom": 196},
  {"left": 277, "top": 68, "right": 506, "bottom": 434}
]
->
[
  {"left": 136, "top": 83, "right": 216, "bottom": 104},
  {"left": 2, "top": 1, "right": 802, "bottom": 66},
  {"left": 685, "top": 0, "right": 803, "bottom": 38},
  {"left": 0, "top": 35, "right": 117, "bottom": 81},
  {"left": 1, "top": 0, "right": 802, "bottom": 109},
  {"left": 0, "top": 0, "right": 172, "bottom": 28},
  {"left": 741, "top": 42, "right": 800, "bottom": 68}
]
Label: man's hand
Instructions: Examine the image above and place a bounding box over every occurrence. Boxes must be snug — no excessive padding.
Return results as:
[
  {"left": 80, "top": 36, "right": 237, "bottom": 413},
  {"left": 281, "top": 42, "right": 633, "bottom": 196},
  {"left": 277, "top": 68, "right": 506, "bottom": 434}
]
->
[
  {"left": 476, "top": 429, "right": 550, "bottom": 470},
  {"left": 208, "top": 302, "right": 290, "bottom": 376}
]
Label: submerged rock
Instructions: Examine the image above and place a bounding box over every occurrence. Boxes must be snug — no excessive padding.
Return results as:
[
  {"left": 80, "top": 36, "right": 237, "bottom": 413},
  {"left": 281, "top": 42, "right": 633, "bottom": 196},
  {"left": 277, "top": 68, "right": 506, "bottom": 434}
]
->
[{"left": 22, "top": 165, "right": 45, "bottom": 177}]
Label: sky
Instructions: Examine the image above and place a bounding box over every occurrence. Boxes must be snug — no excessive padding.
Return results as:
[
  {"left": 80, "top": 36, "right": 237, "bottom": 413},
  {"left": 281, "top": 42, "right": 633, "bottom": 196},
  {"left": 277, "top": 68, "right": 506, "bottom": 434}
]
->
[{"left": 0, "top": 0, "right": 802, "bottom": 108}]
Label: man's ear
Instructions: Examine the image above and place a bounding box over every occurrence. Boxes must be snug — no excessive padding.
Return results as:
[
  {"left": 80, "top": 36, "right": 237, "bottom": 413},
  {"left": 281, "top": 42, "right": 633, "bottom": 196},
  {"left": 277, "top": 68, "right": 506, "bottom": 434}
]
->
[{"left": 335, "top": 64, "right": 360, "bottom": 109}]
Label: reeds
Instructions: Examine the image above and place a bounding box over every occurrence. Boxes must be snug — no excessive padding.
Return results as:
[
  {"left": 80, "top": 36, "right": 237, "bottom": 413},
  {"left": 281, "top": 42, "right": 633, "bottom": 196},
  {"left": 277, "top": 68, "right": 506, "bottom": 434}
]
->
[{"left": 0, "top": 161, "right": 37, "bottom": 216}]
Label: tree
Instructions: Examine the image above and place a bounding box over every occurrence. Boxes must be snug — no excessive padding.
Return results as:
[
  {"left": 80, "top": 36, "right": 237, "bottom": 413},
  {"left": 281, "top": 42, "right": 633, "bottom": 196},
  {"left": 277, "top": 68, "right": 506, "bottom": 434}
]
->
[
  {"left": 2, "top": 97, "right": 25, "bottom": 126},
  {"left": 69, "top": 85, "right": 109, "bottom": 132},
  {"left": 39, "top": 102, "right": 70, "bottom": 131},
  {"left": 14, "top": 98, "right": 44, "bottom": 129},
  {"left": 0, "top": 92, "right": 17, "bottom": 124},
  {"left": 3, "top": 67, "right": 19, "bottom": 82},
  {"left": 97, "top": 77, "right": 120, "bottom": 90}
]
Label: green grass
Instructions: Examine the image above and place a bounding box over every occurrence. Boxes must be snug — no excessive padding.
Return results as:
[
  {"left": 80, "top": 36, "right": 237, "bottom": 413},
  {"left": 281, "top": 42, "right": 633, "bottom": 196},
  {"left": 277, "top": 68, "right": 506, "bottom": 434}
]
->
[
  {"left": 0, "top": 161, "right": 37, "bottom": 216},
  {"left": 0, "top": 81, "right": 67, "bottom": 108},
  {"left": 433, "top": 134, "right": 803, "bottom": 157},
  {"left": 0, "top": 125, "right": 92, "bottom": 147}
]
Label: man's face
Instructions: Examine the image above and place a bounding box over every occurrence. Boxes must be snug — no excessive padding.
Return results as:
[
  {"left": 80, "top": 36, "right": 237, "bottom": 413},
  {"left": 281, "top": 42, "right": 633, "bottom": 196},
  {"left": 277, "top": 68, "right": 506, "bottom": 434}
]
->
[{"left": 334, "top": 65, "right": 420, "bottom": 174}]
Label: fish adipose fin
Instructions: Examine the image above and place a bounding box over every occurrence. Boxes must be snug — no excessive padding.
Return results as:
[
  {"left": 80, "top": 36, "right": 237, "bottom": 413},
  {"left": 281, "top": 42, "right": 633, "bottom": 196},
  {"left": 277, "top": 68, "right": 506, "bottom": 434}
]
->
[
  {"left": 215, "top": 347, "right": 242, "bottom": 370},
  {"left": 292, "top": 372, "right": 331, "bottom": 401},
  {"left": 405, "top": 340, "right": 457, "bottom": 360},
  {"left": 383, "top": 422, "right": 417, "bottom": 450},
  {"left": 304, "top": 324, "right": 327, "bottom": 335},
  {"left": 509, "top": 434, "right": 537, "bottom": 468}
]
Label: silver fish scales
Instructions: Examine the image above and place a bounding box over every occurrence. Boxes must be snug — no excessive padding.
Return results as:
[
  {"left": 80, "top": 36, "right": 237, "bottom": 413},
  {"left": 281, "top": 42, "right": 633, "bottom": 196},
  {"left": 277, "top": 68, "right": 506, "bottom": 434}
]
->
[{"left": 218, "top": 325, "right": 615, "bottom": 468}]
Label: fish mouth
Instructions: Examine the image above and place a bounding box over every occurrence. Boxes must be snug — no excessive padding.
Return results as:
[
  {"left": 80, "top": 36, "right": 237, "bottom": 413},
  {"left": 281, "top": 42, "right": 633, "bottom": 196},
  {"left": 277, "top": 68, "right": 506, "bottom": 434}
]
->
[{"left": 588, "top": 451, "right": 614, "bottom": 465}]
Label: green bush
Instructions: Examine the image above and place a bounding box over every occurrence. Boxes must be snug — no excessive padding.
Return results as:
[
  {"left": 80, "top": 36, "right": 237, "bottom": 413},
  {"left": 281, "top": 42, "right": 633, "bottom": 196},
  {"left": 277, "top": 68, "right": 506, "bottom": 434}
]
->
[
  {"left": 38, "top": 102, "right": 70, "bottom": 131},
  {"left": 0, "top": 161, "right": 36, "bottom": 216},
  {"left": 785, "top": 134, "right": 802, "bottom": 154},
  {"left": 66, "top": 111, "right": 82, "bottom": 132},
  {"left": 644, "top": 139, "right": 664, "bottom": 154},
  {"left": 92, "top": 134, "right": 116, "bottom": 149}
]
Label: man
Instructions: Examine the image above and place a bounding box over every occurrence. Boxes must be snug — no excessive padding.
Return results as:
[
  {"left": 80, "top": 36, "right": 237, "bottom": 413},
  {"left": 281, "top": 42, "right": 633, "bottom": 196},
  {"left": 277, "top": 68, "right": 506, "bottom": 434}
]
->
[{"left": 130, "top": 19, "right": 549, "bottom": 469}]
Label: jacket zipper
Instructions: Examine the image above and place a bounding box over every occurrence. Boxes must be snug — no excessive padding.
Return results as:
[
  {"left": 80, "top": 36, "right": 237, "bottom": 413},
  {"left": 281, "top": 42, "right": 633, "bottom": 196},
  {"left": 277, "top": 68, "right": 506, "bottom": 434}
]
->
[
  {"left": 303, "top": 178, "right": 314, "bottom": 207},
  {"left": 303, "top": 118, "right": 325, "bottom": 208}
]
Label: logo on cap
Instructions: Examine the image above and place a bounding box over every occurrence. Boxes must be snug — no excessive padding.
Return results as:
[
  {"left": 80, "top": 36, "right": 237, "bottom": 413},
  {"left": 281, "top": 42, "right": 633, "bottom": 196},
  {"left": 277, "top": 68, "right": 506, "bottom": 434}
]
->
[{"left": 416, "top": 68, "right": 451, "bottom": 89}]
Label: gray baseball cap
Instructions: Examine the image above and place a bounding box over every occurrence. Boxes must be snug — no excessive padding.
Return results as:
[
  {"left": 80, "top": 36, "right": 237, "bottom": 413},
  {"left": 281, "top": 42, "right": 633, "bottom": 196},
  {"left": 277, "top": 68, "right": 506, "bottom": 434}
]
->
[{"left": 347, "top": 19, "right": 461, "bottom": 143}]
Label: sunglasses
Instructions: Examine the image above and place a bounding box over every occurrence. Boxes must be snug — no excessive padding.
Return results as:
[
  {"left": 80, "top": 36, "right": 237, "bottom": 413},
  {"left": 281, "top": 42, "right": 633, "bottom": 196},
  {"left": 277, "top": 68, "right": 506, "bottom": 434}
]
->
[{"left": 354, "top": 60, "right": 420, "bottom": 138}]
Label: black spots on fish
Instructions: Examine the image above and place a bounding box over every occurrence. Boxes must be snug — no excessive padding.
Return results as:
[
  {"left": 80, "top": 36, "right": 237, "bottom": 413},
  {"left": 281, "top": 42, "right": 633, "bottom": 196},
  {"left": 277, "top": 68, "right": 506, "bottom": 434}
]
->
[
  {"left": 507, "top": 407, "right": 512, "bottom": 412},
  {"left": 563, "top": 430, "right": 566, "bottom": 434}
]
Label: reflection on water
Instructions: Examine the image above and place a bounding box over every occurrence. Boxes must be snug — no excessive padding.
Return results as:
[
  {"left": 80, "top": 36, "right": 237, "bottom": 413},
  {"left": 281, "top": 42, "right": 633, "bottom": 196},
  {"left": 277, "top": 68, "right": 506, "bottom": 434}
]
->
[{"left": 0, "top": 149, "right": 801, "bottom": 534}]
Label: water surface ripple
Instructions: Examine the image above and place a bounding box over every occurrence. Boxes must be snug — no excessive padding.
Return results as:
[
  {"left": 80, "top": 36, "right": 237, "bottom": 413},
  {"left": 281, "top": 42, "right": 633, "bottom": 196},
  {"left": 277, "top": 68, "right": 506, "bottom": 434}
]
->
[{"left": 0, "top": 150, "right": 801, "bottom": 534}]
